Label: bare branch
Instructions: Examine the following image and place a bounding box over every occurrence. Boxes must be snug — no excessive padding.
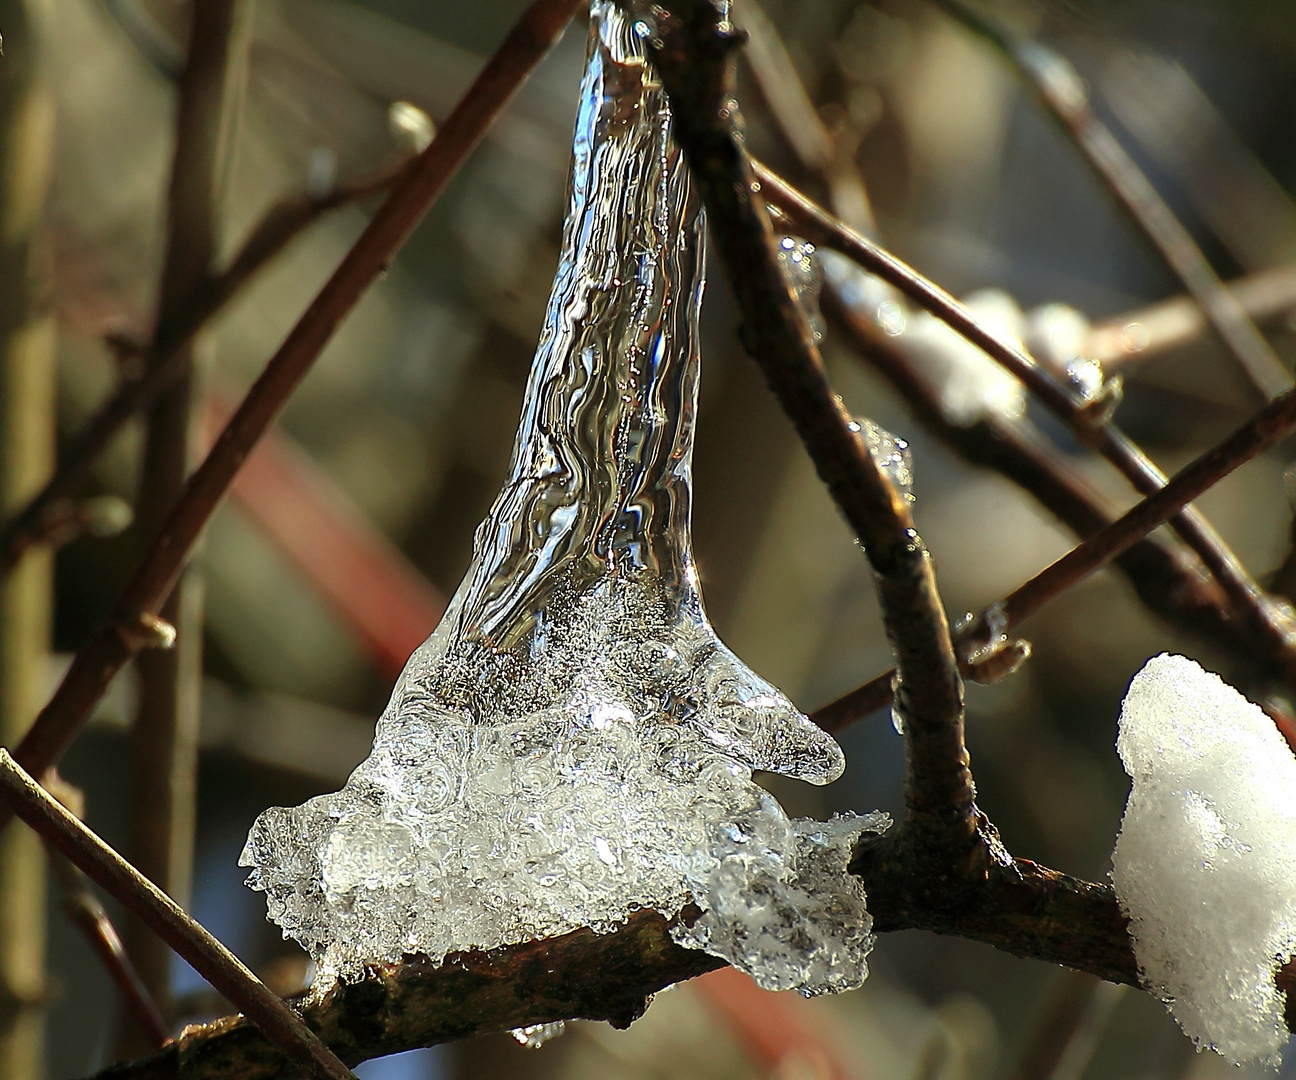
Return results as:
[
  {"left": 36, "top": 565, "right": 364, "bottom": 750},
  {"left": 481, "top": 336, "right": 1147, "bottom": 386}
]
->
[
  {"left": 0, "top": 750, "right": 354, "bottom": 1080},
  {"left": 0, "top": 0, "right": 584, "bottom": 809},
  {"left": 931, "top": 0, "right": 1290, "bottom": 401},
  {"left": 822, "top": 381, "right": 1296, "bottom": 730},
  {"left": 124, "top": 0, "right": 250, "bottom": 1024},
  {"left": 647, "top": 0, "right": 970, "bottom": 836},
  {"left": 1091, "top": 263, "right": 1296, "bottom": 369}
]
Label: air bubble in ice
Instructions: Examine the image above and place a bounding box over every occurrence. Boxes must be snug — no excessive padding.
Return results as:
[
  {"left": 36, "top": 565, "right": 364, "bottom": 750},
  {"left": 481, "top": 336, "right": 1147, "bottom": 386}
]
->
[
  {"left": 242, "top": 0, "right": 884, "bottom": 1001},
  {"left": 511, "top": 1022, "right": 566, "bottom": 1048},
  {"left": 776, "top": 235, "right": 825, "bottom": 342}
]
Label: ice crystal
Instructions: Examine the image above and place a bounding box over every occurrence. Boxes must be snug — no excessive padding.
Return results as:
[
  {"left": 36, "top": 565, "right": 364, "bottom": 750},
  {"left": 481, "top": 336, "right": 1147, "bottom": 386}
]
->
[
  {"left": 511, "top": 1022, "right": 566, "bottom": 1049},
  {"left": 1111, "top": 654, "right": 1296, "bottom": 1066},
  {"left": 242, "top": 0, "right": 885, "bottom": 997}
]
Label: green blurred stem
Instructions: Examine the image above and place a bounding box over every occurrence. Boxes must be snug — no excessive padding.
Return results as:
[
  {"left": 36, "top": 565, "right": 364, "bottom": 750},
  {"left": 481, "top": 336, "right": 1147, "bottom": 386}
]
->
[{"left": 0, "top": 0, "right": 55, "bottom": 1074}]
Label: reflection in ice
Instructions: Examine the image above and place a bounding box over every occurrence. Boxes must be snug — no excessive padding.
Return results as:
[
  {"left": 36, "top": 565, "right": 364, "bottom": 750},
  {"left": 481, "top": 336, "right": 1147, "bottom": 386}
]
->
[{"left": 242, "top": 0, "right": 884, "bottom": 998}]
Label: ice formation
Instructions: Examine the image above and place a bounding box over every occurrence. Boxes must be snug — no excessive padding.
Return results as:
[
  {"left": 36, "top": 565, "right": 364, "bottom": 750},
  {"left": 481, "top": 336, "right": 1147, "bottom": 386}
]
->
[
  {"left": 242, "top": 0, "right": 885, "bottom": 996},
  {"left": 1111, "top": 654, "right": 1296, "bottom": 1066}
]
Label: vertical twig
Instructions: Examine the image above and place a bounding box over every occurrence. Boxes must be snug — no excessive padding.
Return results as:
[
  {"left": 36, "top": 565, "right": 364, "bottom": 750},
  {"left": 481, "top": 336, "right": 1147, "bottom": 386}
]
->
[
  {"left": 0, "top": 1, "right": 54, "bottom": 1074},
  {"left": 122, "top": 0, "right": 251, "bottom": 1037},
  {"left": 932, "top": 0, "right": 1291, "bottom": 400},
  {"left": 0, "top": 156, "right": 412, "bottom": 575},
  {"left": 0, "top": 751, "right": 356, "bottom": 1080},
  {"left": 647, "top": 0, "right": 972, "bottom": 839},
  {"left": 0, "top": 0, "right": 584, "bottom": 824}
]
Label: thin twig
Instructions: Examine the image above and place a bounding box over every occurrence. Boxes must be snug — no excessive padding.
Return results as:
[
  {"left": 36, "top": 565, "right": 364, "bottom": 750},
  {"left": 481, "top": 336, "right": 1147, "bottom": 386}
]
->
[
  {"left": 811, "top": 289, "right": 1276, "bottom": 731},
  {"left": 0, "top": 750, "right": 355, "bottom": 1080},
  {"left": 757, "top": 162, "right": 1296, "bottom": 686},
  {"left": 0, "top": 158, "right": 411, "bottom": 576},
  {"left": 822, "top": 382, "right": 1296, "bottom": 728},
  {"left": 124, "top": 0, "right": 248, "bottom": 1025},
  {"left": 0, "top": 0, "right": 584, "bottom": 808},
  {"left": 931, "top": 0, "right": 1290, "bottom": 400},
  {"left": 649, "top": 0, "right": 971, "bottom": 835},
  {"left": 50, "top": 858, "right": 171, "bottom": 1049},
  {"left": 999, "top": 387, "right": 1296, "bottom": 628}
]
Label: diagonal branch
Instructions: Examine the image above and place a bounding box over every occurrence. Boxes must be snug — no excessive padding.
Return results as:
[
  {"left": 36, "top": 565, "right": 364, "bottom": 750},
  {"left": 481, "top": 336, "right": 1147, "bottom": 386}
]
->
[
  {"left": 931, "top": 0, "right": 1290, "bottom": 401},
  {"left": 0, "top": 0, "right": 584, "bottom": 815},
  {"left": 0, "top": 750, "right": 354, "bottom": 1080},
  {"left": 819, "top": 380, "right": 1296, "bottom": 733}
]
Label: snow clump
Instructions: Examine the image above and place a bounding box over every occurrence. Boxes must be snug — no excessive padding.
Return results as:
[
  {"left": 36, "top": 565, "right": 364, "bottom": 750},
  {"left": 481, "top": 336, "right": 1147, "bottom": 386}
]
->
[{"left": 1111, "top": 653, "right": 1296, "bottom": 1066}]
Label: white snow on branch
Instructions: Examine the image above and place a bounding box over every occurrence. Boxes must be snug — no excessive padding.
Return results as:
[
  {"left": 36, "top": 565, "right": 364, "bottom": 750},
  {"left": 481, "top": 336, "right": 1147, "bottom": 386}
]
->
[{"left": 1111, "top": 653, "right": 1296, "bottom": 1066}]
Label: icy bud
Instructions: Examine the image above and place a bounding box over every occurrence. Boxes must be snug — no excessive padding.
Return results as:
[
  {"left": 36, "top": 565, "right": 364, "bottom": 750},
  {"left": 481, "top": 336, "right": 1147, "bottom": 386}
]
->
[
  {"left": 954, "top": 603, "right": 1031, "bottom": 684},
  {"left": 511, "top": 1022, "right": 566, "bottom": 1048},
  {"left": 851, "top": 418, "right": 914, "bottom": 505},
  {"left": 1025, "top": 302, "right": 1123, "bottom": 428},
  {"left": 1112, "top": 654, "right": 1296, "bottom": 1067},
  {"left": 389, "top": 101, "right": 434, "bottom": 154}
]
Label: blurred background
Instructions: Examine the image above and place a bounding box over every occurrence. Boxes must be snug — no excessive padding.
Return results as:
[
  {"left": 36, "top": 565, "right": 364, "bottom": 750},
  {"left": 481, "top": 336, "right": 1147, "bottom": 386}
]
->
[{"left": 5, "top": 0, "right": 1296, "bottom": 1076}]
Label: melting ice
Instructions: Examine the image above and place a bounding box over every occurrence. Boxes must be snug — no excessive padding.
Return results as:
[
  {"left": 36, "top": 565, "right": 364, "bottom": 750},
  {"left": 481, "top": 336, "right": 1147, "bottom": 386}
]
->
[{"left": 242, "top": 0, "right": 885, "bottom": 996}]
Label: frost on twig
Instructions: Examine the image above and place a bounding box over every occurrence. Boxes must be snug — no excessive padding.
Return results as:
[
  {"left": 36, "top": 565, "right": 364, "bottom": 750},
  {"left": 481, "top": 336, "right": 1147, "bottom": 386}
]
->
[
  {"left": 1112, "top": 654, "right": 1296, "bottom": 1066},
  {"left": 241, "top": 0, "right": 884, "bottom": 999}
]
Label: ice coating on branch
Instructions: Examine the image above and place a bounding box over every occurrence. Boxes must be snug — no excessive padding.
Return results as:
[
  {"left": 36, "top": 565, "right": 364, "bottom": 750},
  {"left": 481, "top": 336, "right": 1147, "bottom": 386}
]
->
[
  {"left": 242, "top": 1, "right": 884, "bottom": 996},
  {"left": 1111, "top": 654, "right": 1296, "bottom": 1066}
]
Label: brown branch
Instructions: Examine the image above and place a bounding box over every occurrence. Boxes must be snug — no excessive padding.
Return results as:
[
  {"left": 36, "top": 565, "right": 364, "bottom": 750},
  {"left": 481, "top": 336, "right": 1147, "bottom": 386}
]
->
[
  {"left": 821, "top": 380, "right": 1296, "bottom": 728},
  {"left": 810, "top": 290, "right": 1269, "bottom": 729},
  {"left": 931, "top": 0, "right": 1290, "bottom": 401},
  {"left": 998, "top": 387, "right": 1296, "bottom": 629},
  {"left": 758, "top": 163, "right": 1296, "bottom": 689},
  {"left": 69, "top": 866, "right": 1129, "bottom": 1080},
  {"left": 0, "top": 0, "right": 584, "bottom": 811},
  {"left": 0, "top": 750, "right": 354, "bottom": 1080},
  {"left": 648, "top": 0, "right": 970, "bottom": 838}
]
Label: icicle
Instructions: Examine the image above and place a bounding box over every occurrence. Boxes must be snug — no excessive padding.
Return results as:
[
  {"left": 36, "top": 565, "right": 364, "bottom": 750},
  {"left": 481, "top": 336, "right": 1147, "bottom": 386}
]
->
[{"left": 242, "top": 0, "right": 885, "bottom": 997}]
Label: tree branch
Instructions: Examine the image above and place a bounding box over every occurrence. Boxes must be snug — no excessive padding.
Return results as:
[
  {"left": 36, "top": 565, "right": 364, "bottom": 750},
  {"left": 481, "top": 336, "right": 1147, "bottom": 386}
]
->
[
  {"left": 0, "top": 152, "right": 414, "bottom": 575},
  {"left": 0, "top": 0, "right": 584, "bottom": 816},
  {"left": 818, "top": 379, "right": 1296, "bottom": 734},
  {"left": 0, "top": 750, "right": 354, "bottom": 1080}
]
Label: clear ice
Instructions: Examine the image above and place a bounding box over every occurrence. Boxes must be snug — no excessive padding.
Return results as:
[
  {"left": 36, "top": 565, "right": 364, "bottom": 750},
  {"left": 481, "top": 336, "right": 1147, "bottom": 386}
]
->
[
  {"left": 1111, "top": 654, "right": 1296, "bottom": 1067},
  {"left": 241, "top": 0, "right": 885, "bottom": 996}
]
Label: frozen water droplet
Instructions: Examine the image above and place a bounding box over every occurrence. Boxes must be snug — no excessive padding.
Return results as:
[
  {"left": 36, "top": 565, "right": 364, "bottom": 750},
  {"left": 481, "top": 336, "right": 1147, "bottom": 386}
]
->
[
  {"left": 243, "top": 0, "right": 876, "bottom": 997},
  {"left": 955, "top": 603, "right": 1031, "bottom": 684},
  {"left": 511, "top": 1021, "right": 566, "bottom": 1048},
  {"left": 857, "top": 418, "right": 914, "bottom": 504},
  {"left": 775, "top": 235, "right": 825, "bottom": 342}
]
